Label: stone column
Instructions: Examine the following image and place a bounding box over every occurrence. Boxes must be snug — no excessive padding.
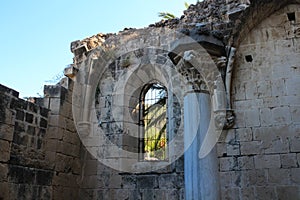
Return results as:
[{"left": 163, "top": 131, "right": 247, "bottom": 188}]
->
[{"left": 184, "top": 92, "right": 220, "bottom": 200}]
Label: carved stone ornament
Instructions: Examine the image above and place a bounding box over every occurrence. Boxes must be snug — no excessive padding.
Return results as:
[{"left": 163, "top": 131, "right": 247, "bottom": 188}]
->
[
  {"left": 177, "top": 48, "right": 236, "bottom": 130},
  {"left": 214, "top": 110, "right": 235, "bottom": 130}
]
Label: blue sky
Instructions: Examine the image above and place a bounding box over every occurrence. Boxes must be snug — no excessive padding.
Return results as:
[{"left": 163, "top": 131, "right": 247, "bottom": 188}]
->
[{"left": 0, "top": 0, "right": 197, "bottom": 98}]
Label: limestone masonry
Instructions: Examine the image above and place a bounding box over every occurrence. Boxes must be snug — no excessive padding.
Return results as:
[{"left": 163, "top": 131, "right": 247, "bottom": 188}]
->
[{"left": 0, "top": 0, "right": 300, "bottom": 199}]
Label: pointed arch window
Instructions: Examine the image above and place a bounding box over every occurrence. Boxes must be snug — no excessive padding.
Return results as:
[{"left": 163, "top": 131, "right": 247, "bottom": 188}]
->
[{"left": 139, "top": 83, "right": 168, "bottom": 161}]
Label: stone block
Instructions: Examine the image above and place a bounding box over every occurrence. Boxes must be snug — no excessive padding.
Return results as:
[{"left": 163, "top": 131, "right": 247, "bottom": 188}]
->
[
  {"left": 240, "top": 141, "right": 263, "bottom": 155},
  {"left": 254, "top": 155, "right": 281, "bottom": 169},
  {"left": 264, "top": 137, "right": 290, "bottom": 154},
  {"left": 44, "top": 85, "right": 65, "bottom": 98},
  {"left": 65, "top": 118, "right": 76, "bottom": 133},
  {"left": 16, "top": 109, "right": 25, "bottom": 121},
  {"left": 55, "top": 153, "right": 74, "bottom": 173},
  {"left": 62, "top": 130, "right": 80, "bottom": 146},
  {"left": 60, "top": 102, "right": 73, "bottom": 120},
  {"left": 236, "top": 128, "right": 252, "bottom": 142},
  {"left": 231, "top": 171, "right": 242, "bottom": 187},
  {"left": 10, "top": 98, "right": 27, "bottom": 110},
  {"left": 291, "top": 168, "right": 300, "bottom": 184},
  {"left": 253, "top": 127, "right": 290, "bottom": 154},
  {"left": 280, "top": 153, "right": 298, "bottom": 168},
  {"left": 81, "top": 175, "right": 98, "bottom": 189},
  {"left": 45, "top": 126, "right": 63, "bottom": 140},
  {"left": 255, "top": 186, "right": 276, "bottom": 200},
  {"left": 257, "top": 80, "right": 272, "bottom": 98},
  {"left": 165, "top": 189, "right": 180, "bottom": 200},
  {"left": 44, "top": 139, "right": 58, "bottom": 152},
  {"left": 8, "top": 165, "right": 36, "bottom": 184},
  {"left": 239, "top": 170, "right": 257, "bottom": 187},
  {"left": 121, "top": 175, "right": 137, "bottom": 189},
  {"left": 280, "top": 95, "right": 300, "bottom": 106},
  {"left": 108, "top": 175, "right": 122, "bottom": 189},
  {"left": 244, "top": 109, "right": 260, "bottom": 127},
  {"left": 48, "top": 115, "right": 65, "bottom": 128},
  {"left": 221, "top": 187, "right": 240, "bottom": 200},
  {"left": 245, "top": 81, "right": 257, "bottom": 100},
  {"left": 78, "top": 189, "right": 95, "bottom": 200},
  {"left": 290, "top": 106, "right": 300, "bottom": 123},
  {"left": 285, "top": 77, "right": 300, "bottom": 96},
  {"left": 140, "top": 189, "right": 156, "bottom": 200},
  {"left": 259, "top": 108, "right": 273, "bottom": 127},
  {"left": 268, "top": 168, "right": 291, "bottom": 185},
  {"left": 137, "top": 175, "right": 158, "bottom": 189},
  {"left": 271, "top": 79, "right": 286, "bottom": 97},
  {"left": 233, "top": 82, "right": 246, "bottom": 100},
  {"left": 0, "top": 140, "right": 10, "bottom": 162},
  {"left": 83, "top": 160, "right": 98, "bottom": 176},
  {"left": 234, "top": 110, "right": 246, "bottom": 128},
  {"left": 35, "top": 169, "right": 54, "bottom": 186},
  {"left": 238, "top": 156, "right": 254, "bottom": 170},
  {"left": 0, "top": 163, "right": 8, "bottom": 181},
  {"left": 56, "top": 141, "right": 80, "bottom": 157},
  {"left": 52, "top": 173, "right": 78, "bottom": 187},
  {"left": 240, "top": 187, "right": 255, "bottom": 200},
  {"left": 219, "top": 157, "right": 237, "bottom": 171},
  {"left": 0, "top": 124, "right": 14, "bottom": 141},
  {"left": 44, "top": 151, "right": 56, "bottom": 169},
  {"left": 0, "top": 182, "right": 10, "bottom": 200},
  {"left": 25, "top": 113, "right": 34, "bottom": 123},
  {"left": 219, "top": 171, "right": 234, "bottom": 188},
  {"left": 158, "top": 174, "right": 184, "bottom": 189},
  {"left": 227, "top": 143, "right": 240, "bottom": 156},
  {"left": 219, "top": 129, "right": 235, "bottom": 143},
  {"left": 272, "top": 106, "right": 292, "bottom": 125},
  {"left": 52, "top": 186, "right": 78, "bottom": 200},
  {"left": 113, "top": 189, "right": 129, "bottom": 199},
  {"left": 291, "top": 136, "right": 300, "bottom": 152},
  {"left": 263, "top": 97, "right": 280, "bottom": 108},
  {"left": 276, "top": 186, "right": 300, "bottom": 200}
]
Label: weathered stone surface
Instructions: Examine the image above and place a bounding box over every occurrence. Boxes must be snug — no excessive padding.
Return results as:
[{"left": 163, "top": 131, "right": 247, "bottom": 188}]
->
[
  {"left": 254, "top": 155, "right": 281, "bottom": 169},
  {"left": 255, "top": 186, "right": 277, "bottom": 200},
  {"left": 0, "top": 140, "right": 10, "bottom": 162},
  {"left": 281, "top": 153, "right": 298, "bottom": 168},
  {"left": 1, "top": 1, "right": 300, "bottom": 200},
  {"left": 276, "top": 186, "right": 300, "bottom": 200}
]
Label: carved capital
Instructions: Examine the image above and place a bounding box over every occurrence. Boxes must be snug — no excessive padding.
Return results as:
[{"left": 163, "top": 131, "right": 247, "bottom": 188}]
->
[{"left": 176, "top": 53, "right": 209, "bottom": 92}]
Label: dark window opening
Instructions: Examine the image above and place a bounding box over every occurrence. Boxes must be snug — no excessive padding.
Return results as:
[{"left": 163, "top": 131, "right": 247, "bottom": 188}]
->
[
  {"left": 139, "top": 83, "right": 168, "bottom": 161},
  {"left": 245, "top": 55, "right": 253, "bottom": 63},
  {"left": 287, "top": 12, "right": 296, "bottom": 21}
]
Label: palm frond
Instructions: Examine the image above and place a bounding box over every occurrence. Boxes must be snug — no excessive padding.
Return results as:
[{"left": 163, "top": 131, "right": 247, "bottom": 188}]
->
[
  {"left": 184, "top": 2, "right": 190, "bottom": 9},
  {"left": 158, "top": 12, "right": 176, "bottom": 19}
]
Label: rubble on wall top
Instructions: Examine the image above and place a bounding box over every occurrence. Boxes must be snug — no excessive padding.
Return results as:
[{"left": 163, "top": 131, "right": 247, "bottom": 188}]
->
[{"left": 71, "top": 0, "right": 251, "bottom": 59}]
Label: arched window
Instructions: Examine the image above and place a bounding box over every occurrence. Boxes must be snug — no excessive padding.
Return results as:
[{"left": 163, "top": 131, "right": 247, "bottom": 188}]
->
[{"left": 139, "top": 83, "right": 168, "bottom": 161}]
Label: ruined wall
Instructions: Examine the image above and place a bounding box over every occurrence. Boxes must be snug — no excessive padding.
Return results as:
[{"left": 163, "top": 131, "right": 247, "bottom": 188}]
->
[
  {"left": 0, "top": 79, "right": 83, "bottom": 200},
  {"left": 218, "top": 4, "right": 300, "bottom": 199},
  {"left": 1, "top": 0, "right": 300, "bottom": 199},
  {"left": 0, "top": 84, "right": 53, "bottom": 199},
  {"left": 74, "top": 28, "right": 187, "bottom": 199}
]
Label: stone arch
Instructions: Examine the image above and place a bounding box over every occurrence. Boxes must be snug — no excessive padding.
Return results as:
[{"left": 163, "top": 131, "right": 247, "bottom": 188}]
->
[{"left": 231, "top": 0, "right": 300, "bottom": 48}]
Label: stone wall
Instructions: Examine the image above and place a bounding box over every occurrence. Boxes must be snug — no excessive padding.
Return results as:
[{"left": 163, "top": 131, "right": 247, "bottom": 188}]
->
[
  {"left": 0, "top": 0, "right": 300, "bottom": 199},
  {"left": 0, "top": 79, "right": 82, "bottom": 200},
  {"left": 218, "top": 4, "right": 300, "bottom": 199}
]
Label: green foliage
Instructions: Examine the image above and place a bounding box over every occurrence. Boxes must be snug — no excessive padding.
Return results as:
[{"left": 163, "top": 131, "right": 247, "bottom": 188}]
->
[
  {"left": 158, "top": 12, "right": 176, "bottom": 19},
  {"left": 184, "top": 2, "right": 190, "bottom": 9},
  {"left": 158, "top": 2, "right": 190, "bottom": 20}
]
